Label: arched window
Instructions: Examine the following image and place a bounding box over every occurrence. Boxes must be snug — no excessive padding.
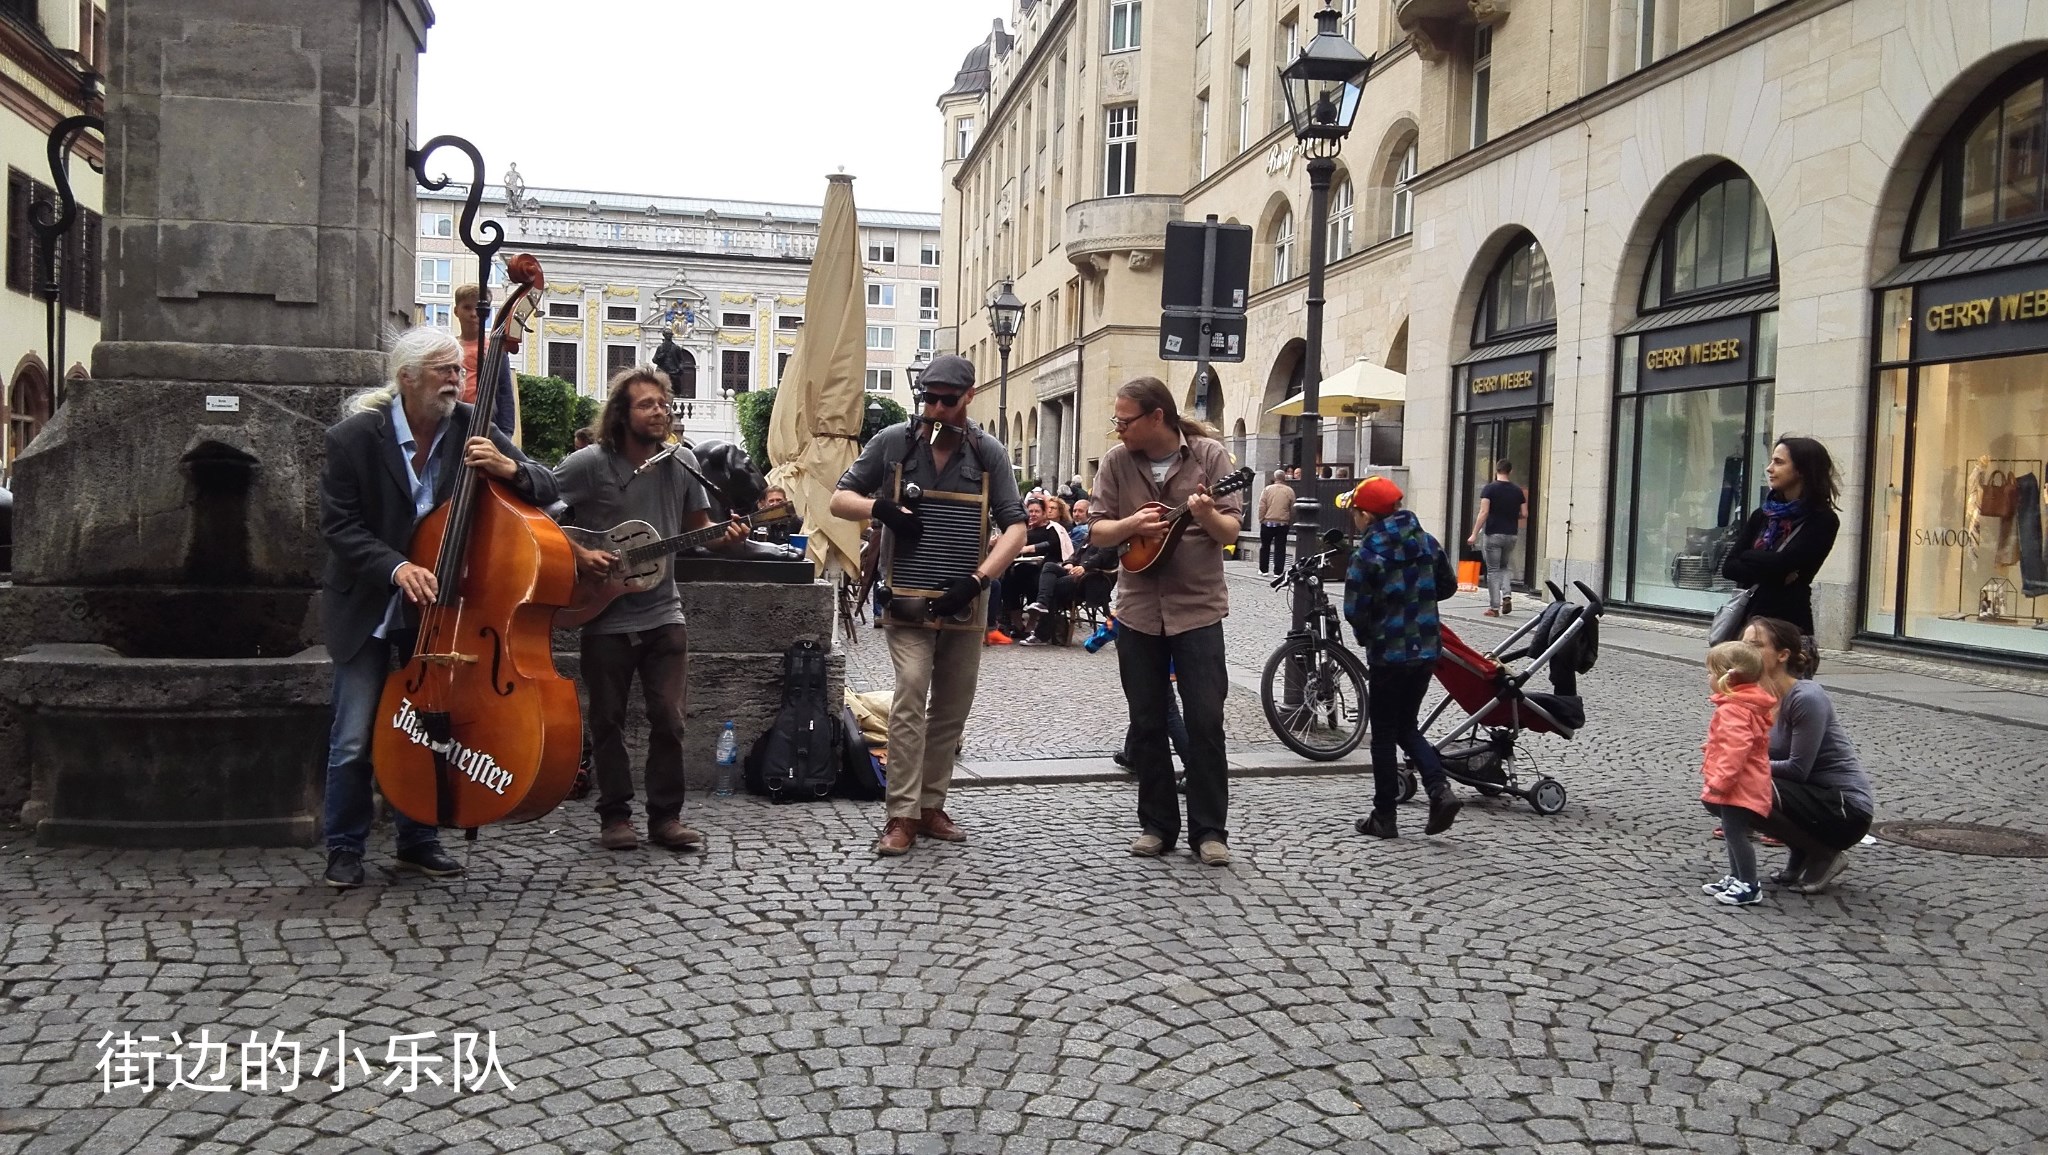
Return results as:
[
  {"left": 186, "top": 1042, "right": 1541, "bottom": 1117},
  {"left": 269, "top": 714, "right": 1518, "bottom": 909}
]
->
[
  {"left": 1475, "top": 233, "right": 1555, "bottom": 343},
  {"left": 1389, "top": 141, "right": 1417, "bottom": 239},
  {"left": 1639, "top": 168, "right": 1775, "bottom": 311},
  {"left": 1327, "top": 177, "right": 1355, "bottom": 260},
  {"left": 1272, "top": 208, "right": 1296, "bottom": 284},
  {"left": 8, "top": 361, "right": 50, "bottom": 471},
  {"left": 1906, "top": 63, "right": 2048, "bottom": 252}
]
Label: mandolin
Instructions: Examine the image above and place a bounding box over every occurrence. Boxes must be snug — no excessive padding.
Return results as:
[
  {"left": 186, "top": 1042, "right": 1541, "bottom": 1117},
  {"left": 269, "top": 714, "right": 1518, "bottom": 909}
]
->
[
  {"left": 556, "top": 502, "right": 797, "bottom": 628},
  {"left": 1118, "top": 466, "right": 1256, "bottom": 574}
]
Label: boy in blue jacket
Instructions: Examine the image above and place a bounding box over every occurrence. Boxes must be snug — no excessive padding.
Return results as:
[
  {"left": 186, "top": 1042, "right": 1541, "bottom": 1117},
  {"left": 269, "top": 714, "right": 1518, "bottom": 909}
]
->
[{"left": 1341, "top": 476, "right": 1462, "bottom": 839}]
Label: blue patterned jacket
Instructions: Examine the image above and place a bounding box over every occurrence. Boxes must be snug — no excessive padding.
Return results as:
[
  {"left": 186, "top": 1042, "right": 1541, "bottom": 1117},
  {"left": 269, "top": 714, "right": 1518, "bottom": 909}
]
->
[{"left": 1343, "top": 510, "right": 1457, "bottom": 667}]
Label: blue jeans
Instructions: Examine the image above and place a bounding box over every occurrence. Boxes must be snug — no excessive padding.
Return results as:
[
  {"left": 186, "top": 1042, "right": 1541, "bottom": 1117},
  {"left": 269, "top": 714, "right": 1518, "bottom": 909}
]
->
[
  {"left": 1366, "top": 661, "right": 1450, "bottom": 812},
  {"left": 1480, "top": 533, "right": 1516, "bottom": 610},
  {"left": 1117, "top": 622, "right": 1229, "bottom": 849},
  {"left": 323, "top": 635, "right": 442, "bottom": 855}
]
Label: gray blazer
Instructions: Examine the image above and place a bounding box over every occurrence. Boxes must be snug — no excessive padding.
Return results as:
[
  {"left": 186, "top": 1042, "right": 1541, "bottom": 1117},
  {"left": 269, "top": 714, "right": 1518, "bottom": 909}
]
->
[{"left": 319, "top": 400, "right": 558, "bottom": 664}]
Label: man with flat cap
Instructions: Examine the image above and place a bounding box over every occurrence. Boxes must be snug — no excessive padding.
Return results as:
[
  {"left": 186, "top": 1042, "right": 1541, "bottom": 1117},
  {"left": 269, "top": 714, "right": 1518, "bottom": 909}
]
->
[{"left": 831, "top": 354, "right": 1027, "bottom": 856}]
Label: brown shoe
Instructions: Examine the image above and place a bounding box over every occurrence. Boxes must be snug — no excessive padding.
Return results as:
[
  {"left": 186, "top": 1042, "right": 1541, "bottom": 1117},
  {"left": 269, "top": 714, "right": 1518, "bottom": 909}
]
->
[
  {"left": 599, "top": 821, "right": 638, "bottom": 851},
  {"left": 875, "top": 817, "right": 918, "bottom": 856},
  {"left": 648, "top": 817, "right": 704, "bottom": 851},
  {"left": 918, "top": 807, "right": 967, "bottom": 843}
]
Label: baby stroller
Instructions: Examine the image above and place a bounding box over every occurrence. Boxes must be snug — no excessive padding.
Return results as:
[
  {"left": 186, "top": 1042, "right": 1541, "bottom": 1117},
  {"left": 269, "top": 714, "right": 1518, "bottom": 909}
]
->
[{"left": 1400, "top": 580, "right": 1604, "bottom": 815}]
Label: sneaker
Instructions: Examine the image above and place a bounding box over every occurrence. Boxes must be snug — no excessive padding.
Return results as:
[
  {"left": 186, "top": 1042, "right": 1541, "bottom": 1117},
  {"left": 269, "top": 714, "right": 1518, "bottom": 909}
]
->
[
  {"left": 1792, "top": 852, "right": 1849, "bottom": 894},
  {"left": 1482, "top": 608, "right": 1500, "bottom": 618},
  {"left": 395, "top": 844, "right": 463, "bottom": 878},
  {"left": 1019, "top": 635, "right": 1047, "bottom": 646},
  {"left": 1502, "top": 596, "right": 1512, "bottom": 615},
  {"left": 324, "top": 848, "right": 365, "bottom": 889},
  {"left": 1424, "top": 794, "right": 1462, "bottom": 835},
  {"left": 1025, "top": 602, "right": 1050, "bottom": 614},
  {"left": 1112, "top": 749, "right": 1135, "bottom": 772},
  {"left": 599, "top": 821, "right": 639, "bottom": 851},
  {"left": 986, "top": 629, "right": 1013, "bottom": 645},
  {"left": 1700, "top": 874, "right": 1740, "bottom": 896},
  {"left": 1715, "top": 881, "right": 1763, "bottom": 906},
  {"left": 1355, "top": 811, "right": 1398, "bottom": 839},
  {"left": 1129, "top": 832, "right": 1167, "bottom": 857},
  {"left": 1196, "top": 840, "right": 1231, "bottom": 866}
]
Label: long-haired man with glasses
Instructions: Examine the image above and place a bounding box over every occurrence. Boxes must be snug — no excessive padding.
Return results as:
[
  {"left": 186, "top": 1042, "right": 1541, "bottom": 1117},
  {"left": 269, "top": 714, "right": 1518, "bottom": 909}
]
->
[
  {"left": 1089, "top": 377, "right": 1244, "bottom": 867},
  {"left": 831, "top": 354, "right": 1028, "bottom": 856}
]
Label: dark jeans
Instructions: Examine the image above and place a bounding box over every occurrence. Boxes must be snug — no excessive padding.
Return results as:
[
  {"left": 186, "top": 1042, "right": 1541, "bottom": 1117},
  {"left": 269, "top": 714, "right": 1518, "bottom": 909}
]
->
[
  {"left": 2017, "top": 473, "right": 2046, "bottom": 596},
  {"left": 1118, "top": 622, "right": 1228, "bottom": 849},
  {"left": 1366, "top": 661, "right": 1450, "bottom": 812},
  {"left": 1259, "top": 523, "right": 1290, "bottom": 573},
  {"left": 1750, "top": 779, "right": 1872, "bottom": 855},
  {"left": 323, "top": 631, "right": 441, "bottom": 855},
  {"left": 582, "top": 624, "right": 690, "bottom": 826}
]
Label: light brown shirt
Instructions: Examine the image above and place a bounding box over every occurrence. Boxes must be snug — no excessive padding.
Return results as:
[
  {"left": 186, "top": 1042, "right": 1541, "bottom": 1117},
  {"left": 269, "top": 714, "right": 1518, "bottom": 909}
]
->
[
  {"left": 1258, "top": 482, "right": 1296, "bottom": 524},
  {"left": 1090, "top": 435, "right": 1244, "bottom": 636}
]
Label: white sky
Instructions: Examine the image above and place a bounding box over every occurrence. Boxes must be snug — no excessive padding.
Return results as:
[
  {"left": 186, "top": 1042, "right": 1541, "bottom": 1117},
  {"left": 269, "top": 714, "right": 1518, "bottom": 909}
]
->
[{"left": 417, "top": 0, "right": 1007, "bottom": 214}]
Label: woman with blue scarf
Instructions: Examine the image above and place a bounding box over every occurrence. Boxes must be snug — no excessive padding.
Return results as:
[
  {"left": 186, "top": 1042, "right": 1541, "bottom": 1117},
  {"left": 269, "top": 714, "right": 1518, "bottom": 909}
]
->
[{"left": 1722, "top": 436, "right": 1841, "bottom": 637}]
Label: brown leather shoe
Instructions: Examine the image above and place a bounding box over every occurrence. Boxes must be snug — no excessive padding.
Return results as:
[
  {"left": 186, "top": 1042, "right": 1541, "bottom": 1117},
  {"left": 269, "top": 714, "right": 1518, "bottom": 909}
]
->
[
  {"left": 599, "top": 821, "right": 638, "bottom": 851},
  {"left": 918, "top": 808, "right": 967, "bottom": 843},
  {"left": 875, "top": 817, "right": 918, "bottom": 856},
  {"left": 648, "top": 817, "right": 704, "bottom": 850}
]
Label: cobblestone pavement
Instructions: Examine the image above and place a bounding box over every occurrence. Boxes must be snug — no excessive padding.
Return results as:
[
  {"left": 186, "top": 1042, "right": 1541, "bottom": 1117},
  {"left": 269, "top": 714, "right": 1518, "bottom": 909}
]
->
[{"left": 4, "top": 559, "right": 2047, "bottom": 1153}]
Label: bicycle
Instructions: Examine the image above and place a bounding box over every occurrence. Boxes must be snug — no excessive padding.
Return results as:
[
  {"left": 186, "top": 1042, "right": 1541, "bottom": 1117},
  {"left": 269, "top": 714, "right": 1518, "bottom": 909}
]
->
[{"left": 1259, "top": 543, "right": 1369, "bottom": 760}]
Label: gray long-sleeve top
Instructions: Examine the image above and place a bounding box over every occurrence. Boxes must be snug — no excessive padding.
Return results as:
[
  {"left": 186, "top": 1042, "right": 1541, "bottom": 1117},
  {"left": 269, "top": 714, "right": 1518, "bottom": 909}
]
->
[{"left": 1768, "top": 681, "right": 1874, "bottom": 817}]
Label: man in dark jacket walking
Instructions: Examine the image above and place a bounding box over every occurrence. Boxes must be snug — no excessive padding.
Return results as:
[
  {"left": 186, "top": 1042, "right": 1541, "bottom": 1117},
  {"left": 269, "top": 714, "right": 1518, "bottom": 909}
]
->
[{"left": 1341, "top": 476, "right": 1461, "bottom": 839}]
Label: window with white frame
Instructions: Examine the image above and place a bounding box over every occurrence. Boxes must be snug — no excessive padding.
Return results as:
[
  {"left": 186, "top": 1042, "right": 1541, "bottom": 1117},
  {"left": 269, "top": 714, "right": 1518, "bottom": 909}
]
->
[
  {"left": 1104, "top": 105, "right": 1138, "bottom": 197},
  {"left": 1273, "top": 16, "right": 1299, "bottom": 130},
  {"left": 1196, "top": 93, "right": 1211, "bottom": 179},
  {"left": 1235, "top": 59, "right": 1251, "bottom": 155},
  {"left": 1340, "top": 0, "right": 1359, "bottom": 43},
  {"left": 547, "top": 300, "right": 581, "bottom": 319},
  {"left": 606, "top": 345, "right": 638, "bottom": 377},
  {"left": 1202, "top": 0, "right": 1212, "bottom": 36},
  {"left": 419, "top": 210, "right": 453, "bottom": 238},
  {"left": 1109, "top": 0, "right": 1141, "bottom": 51},
  {"left": 920, "top": 241, "right": 941, "bottom": 266},
  {"left": 866, "top": 238, "right": 897, "bottom": 263},
  {"left": 420, "top": 303, "right": 453, "bottom": 330},
  {"left": 1328, "top": 178, "right": 1354, "bottom": 260},
  {"left": 547, "top": 341, "right": 578, "bottom": 385},
  {"left": 1470, "top": 25, "right": 1492, "bottom": 148},
  {"left": 1390, "top": 140, "right": 1417, "bottom": 238},
  {"left": 919, "top": 285, "right": 940, "bottom": 321},
  {"left": 722, "top": 349, "right": 751, "bottom": 392},
  {"left": 606, "top": 304, "right": 636, "bottom": 322},
  {"left": 918, "top": 329, "right": 935, "bottom": 355},
  {"left": 1636, "top": 0, "right": 1659, "bottom": 69},
  {"left": 1273, "top": 208, "right": 1295, "bottom": 284},
  {"left": 956, "top": 117, "right": 976, "bottom": 159},
  {"left": 777, "top": 351, "right": 792, "bottom": 382},
  {"left": 866, "top": 325, "right": 894, "bottom": 351},
  {"left": 721, "top": 311, "right": 751, "bottom": 328},
  {"left": 867, "top": 283, "right": 896, "bottom": 308},
  {"left": 417, "top": 257, "right": 451, "bottom": 298},
  {"left": 777, "top": 313, "right": 803, "bottom": 330},
  {"left": 865, "top": 368, "right": 893, "bottom": 392}
]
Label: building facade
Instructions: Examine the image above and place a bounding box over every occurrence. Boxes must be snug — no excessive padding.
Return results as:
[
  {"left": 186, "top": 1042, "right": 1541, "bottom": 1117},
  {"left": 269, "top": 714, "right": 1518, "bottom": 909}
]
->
[
  {"left": 0, "top": 0, "right": 104, "bottom": 478},
  {"left": 417, "top": 177, "right": 940, "bottom": 447},
  {"left": 944, "top": 0, "right": 2048, "bottom": 666}
]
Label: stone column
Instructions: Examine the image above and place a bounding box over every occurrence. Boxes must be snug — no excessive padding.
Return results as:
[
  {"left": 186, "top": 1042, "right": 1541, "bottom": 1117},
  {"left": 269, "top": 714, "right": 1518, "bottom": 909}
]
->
[{"left": 0, "top": 0, "right": 434, "bottom": 843}]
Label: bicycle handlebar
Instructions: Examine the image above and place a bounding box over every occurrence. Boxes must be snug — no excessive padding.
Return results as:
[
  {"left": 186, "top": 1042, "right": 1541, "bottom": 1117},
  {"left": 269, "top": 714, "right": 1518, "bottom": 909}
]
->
[{"left": 1270, "top": 548, "right": 1341, "bottom": 589}]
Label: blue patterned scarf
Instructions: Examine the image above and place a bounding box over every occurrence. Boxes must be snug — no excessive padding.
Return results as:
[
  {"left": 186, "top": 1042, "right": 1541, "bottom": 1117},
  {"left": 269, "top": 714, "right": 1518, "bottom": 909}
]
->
[{"left": 1757, "top": 495, "right": 1805, "bottom": 551}]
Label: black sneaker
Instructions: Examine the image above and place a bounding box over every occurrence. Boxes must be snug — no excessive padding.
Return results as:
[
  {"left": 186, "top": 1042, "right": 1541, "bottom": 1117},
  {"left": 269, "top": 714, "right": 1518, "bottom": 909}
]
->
[
  {"left": 1424, "top": 794, "right": 1463, "bottom": 835},
  {"left": 1112, "top": 749, "right": 1135, "bottom": 772},
  {"left": 1355, "top": 811, "right": 1399, "bottom": 839},
  {"left": 324, "top": 848, "right": 365, "bottom": 889},
  {"left": 395, "top": 844, "right": 464, "bottom": 878}
]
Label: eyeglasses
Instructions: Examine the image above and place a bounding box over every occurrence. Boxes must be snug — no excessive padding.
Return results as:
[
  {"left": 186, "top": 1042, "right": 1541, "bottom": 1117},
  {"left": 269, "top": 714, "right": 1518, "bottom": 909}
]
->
[
  {"left": 425, "top": 362, "right": 466, "bottom": 377},
  {"left": 917, "top": 390, "right": 966, "bottom": 407},
  {"left": 1110, "top": 408, "right": 1153, "bottom": 431}
]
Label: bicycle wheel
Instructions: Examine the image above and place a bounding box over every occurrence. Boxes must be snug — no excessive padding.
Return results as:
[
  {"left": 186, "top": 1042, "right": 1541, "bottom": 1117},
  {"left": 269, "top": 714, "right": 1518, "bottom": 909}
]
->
[{"left": 1261, "top": 636, "right": 1369, "bottom": 761}]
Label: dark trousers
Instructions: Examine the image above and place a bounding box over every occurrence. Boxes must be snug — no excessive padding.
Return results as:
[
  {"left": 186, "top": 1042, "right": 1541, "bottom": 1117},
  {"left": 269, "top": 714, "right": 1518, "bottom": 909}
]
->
[
  {"left": 1259, "top": 523, "right": 1290, "bottom": 573},
  {"left": 1366, "top": 661, "right": 1450, "bottom": 812},
  {"left": 1118, "top": 622, "right": 1229, "bottom": 849},
  {"left": 582, "top": 624, "right": 689, "bottom": 825},
  {"left": 2018, "top": 473, "right": 2046, "bottom": 596}
]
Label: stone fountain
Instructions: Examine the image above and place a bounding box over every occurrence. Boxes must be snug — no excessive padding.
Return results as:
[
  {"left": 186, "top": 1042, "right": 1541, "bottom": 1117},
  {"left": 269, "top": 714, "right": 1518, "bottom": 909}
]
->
[{"left": 0, "top": 1, "right": 432, "bottom": 845}]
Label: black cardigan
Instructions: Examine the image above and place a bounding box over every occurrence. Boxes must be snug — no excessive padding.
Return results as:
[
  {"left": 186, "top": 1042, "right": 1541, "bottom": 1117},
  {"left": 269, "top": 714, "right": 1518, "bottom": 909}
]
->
[{"left": 1721, "top": 505, "right": 1840, "bottom": 635}]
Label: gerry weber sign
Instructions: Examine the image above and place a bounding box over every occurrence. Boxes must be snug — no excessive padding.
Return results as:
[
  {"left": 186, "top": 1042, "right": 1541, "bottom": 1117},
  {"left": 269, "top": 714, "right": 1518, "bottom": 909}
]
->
[
  {"left": 1910, "top": 261, "right": 2048, "bottom": 364},
  {"left": 1633, "top": 314, "right": 1756, "bottom": 391}
]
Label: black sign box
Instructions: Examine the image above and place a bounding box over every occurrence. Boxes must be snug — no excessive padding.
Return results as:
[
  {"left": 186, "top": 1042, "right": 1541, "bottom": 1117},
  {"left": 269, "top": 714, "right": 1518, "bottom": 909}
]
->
[
  {"left": 1912, "top": 260, "right": 2048, "bottom": 364},
  {"left": 1634, "top": 314, "right": 1756, "bottom": 391},
  {"left": 1160, "top": 311, "right": 1247, "bottom": 362},
  {"left": 1160, "top": 220, "right": 1253, "bottom": 311},
  {"left": 1462, "top": 352, "right": 1544, "bottom": 412}
]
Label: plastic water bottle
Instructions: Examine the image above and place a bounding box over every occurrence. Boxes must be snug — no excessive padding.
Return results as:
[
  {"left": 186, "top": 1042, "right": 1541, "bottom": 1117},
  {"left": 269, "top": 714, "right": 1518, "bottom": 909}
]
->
[{"left": 713, "top": 722, "right": 739, "bottom": 797}]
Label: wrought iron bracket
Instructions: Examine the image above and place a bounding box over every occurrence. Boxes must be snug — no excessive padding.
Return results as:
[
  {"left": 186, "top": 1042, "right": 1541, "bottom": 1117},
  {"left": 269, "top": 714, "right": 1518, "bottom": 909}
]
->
[{"left": 406, "top": 134, "right": 505, "bottom": 270}]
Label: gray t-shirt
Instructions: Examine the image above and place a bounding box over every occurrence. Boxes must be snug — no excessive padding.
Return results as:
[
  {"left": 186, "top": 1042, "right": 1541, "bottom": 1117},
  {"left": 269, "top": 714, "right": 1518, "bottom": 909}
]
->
[
  {"left": 1768, "top": 680, "right": 1874, "bottom": 817},
  {"left": 553, "top": 443, "right": 712, "bottom": 634}
]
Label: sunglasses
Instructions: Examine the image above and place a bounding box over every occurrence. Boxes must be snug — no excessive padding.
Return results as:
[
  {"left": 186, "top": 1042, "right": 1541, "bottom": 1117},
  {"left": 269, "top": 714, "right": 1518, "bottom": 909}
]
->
[{"left": 917, "top": 390, "right": 966, "bottom": 407}]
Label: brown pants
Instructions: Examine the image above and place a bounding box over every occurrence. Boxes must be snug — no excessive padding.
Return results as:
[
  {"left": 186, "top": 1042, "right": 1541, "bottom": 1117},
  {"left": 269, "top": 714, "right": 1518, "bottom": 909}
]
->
[
  {"left": 582, "top": 623, "right": 689, "bottom": 826},
  {"left": 883, "top": 621, "right": 984, "bottom": 820}
]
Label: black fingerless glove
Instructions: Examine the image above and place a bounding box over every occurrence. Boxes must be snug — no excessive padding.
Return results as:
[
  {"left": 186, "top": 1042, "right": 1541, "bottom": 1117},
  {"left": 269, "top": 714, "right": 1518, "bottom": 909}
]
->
[
  {"left": 930, "top": 573, "right": 987, "bottom": 617},
  {"left": 871, "top": 497, "right": 921, "bottom": 545}
]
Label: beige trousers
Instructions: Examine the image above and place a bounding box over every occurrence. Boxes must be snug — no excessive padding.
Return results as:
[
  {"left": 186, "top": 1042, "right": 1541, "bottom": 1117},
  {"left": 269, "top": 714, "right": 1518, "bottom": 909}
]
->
[{"left": 883, "top": 621, "right": 985, "bottom": 819}]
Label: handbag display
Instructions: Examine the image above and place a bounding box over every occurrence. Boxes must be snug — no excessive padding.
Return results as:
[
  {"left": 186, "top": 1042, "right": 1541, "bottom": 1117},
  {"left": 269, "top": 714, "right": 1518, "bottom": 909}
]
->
[{"left": 1980, "top": 469, "right": 2017, "bottom": 518}]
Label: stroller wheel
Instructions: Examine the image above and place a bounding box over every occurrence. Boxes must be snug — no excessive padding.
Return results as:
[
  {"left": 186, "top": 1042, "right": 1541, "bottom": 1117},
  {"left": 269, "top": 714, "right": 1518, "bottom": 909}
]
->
[
  {"left": 1398, "top": 769, "right": 1418, "bottom": 803},
  {"left": 1528, "top": 777, "right": 1567, "bottom": 815}
]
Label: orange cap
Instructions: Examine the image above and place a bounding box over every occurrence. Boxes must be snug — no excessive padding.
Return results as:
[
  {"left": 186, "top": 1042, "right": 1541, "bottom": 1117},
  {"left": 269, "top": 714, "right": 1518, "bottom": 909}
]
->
[{"left": 1341, "top": 475, "right": 1403, "bottom": 516}]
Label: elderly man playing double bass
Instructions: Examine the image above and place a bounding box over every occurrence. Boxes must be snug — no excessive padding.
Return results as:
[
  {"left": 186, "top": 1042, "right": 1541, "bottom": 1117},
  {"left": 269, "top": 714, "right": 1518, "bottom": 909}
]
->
[{"left": 317, "top": 326, "right": 559, "bottom": 889}]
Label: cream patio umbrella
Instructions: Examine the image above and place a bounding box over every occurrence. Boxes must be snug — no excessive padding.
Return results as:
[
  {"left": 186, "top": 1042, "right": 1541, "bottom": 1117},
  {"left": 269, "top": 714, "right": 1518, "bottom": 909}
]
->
[
  {"left": 765, "top": 173, "right": 866, "bottom": 577},
  {"left": 1265, "top": 356, "right": 1407, "bottom": 416}
]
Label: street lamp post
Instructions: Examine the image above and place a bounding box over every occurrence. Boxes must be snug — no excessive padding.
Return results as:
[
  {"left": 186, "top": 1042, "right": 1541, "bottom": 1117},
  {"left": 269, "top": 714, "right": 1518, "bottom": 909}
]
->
[
  {"left": 987, "top": 280, "right": 1024, "bottom": 447},
  {"left": 1278, "top": 4, "right": 1373, "bottom": 632}
]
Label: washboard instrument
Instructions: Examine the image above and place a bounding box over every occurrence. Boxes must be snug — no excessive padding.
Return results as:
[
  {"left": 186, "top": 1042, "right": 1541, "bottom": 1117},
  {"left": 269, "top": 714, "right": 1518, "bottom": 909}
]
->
[{"left": 880, "top": 464, "right": 990, "bottom": 631}]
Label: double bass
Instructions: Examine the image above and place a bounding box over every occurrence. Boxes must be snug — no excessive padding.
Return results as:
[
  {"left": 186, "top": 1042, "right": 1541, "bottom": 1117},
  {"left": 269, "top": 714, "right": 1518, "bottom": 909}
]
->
[{"left": 373, "top": 254, "right": 582, "bottom": 830}]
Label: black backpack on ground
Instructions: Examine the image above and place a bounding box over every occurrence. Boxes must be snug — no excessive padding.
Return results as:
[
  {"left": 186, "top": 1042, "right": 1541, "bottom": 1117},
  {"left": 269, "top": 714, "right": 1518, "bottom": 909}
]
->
[
  {"left": 744, "top": 638, "right": 840, "bottom": 802},
  {"left": 833, "top": 705, "right": 886, "bottom": 802}
]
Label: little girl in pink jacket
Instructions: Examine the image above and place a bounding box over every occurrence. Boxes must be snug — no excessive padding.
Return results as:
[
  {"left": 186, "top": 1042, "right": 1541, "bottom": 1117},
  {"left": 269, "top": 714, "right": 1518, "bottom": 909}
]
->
[{"left": 1699, "top": 641, "right": 1777, "bottom": 906}]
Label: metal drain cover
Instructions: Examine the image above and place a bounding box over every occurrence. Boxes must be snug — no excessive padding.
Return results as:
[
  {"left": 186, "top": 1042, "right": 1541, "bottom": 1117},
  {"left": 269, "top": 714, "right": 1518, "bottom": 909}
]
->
[{"left": 1870, "top": 821, "right": 2048, "bottom": 858}]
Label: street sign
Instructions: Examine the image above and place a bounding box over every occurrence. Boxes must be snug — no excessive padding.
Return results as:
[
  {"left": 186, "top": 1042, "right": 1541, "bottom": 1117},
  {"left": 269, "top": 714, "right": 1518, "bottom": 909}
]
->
[
  {"left": 1159, "top": 311, "right": 1246, "bottom": 362},
  {"left": 1158, "top": 217, "right": 1252, "bottom": 364}
]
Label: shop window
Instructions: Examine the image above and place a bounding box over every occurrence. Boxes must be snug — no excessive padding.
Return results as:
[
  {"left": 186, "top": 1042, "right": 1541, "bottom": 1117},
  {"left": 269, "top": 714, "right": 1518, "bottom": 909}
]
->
[
  {"left": 1909, "top": 65, "right": 2048, "bottom": 252},
  {"left": 1640, "top": 169, "right": 1775, "bottom": 311},
  {"left": 1475, "top": 233, "right": 1555, "bottom": 343}
]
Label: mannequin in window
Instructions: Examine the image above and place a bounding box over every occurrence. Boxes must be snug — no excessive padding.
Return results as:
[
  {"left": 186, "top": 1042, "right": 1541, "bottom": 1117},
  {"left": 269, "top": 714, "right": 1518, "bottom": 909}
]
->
[{"left": 1717, "top": 444, "right": 1744, "bottom": 527}]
